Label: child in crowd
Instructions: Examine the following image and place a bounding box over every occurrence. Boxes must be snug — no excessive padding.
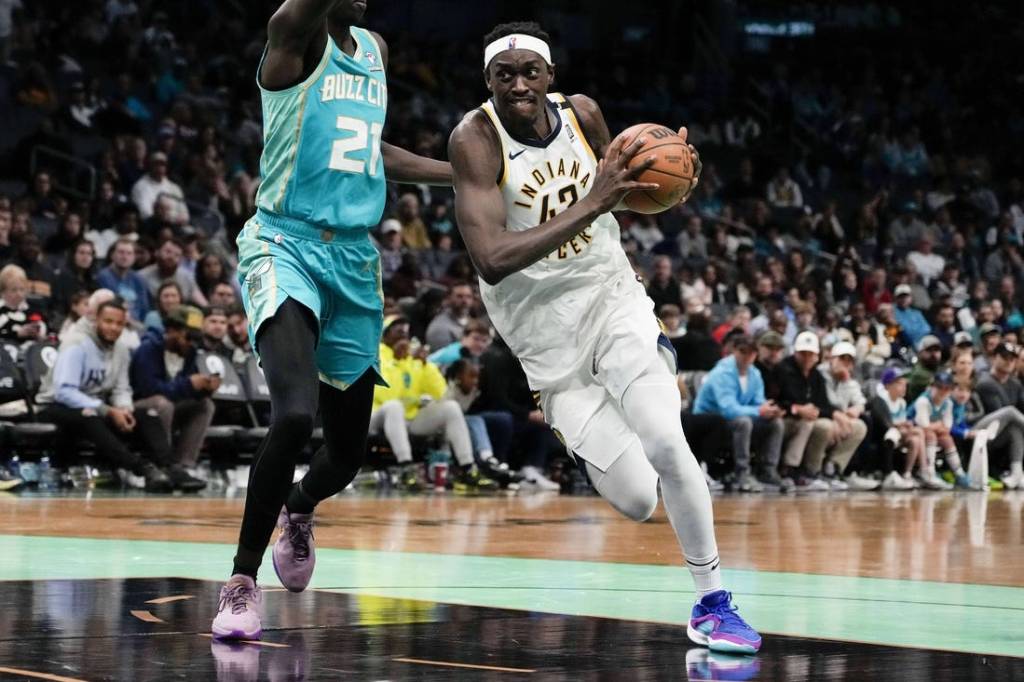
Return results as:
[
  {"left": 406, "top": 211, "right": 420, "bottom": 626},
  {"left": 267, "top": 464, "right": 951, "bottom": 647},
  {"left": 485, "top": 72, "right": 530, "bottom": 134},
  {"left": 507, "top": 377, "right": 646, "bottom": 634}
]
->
[
  {"left": 911, "top": 371, "right": 967, "bottom": 489},
  {"left": 869, "top": 366, "right": 926, "bottom": 489}
]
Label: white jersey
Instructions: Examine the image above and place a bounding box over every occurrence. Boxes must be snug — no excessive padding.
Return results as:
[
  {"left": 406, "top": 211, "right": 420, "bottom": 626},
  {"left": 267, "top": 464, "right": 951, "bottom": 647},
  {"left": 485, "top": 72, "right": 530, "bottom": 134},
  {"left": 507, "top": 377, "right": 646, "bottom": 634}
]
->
[{"left": 477, "top": 93, "right": 657, "bottom": 394}]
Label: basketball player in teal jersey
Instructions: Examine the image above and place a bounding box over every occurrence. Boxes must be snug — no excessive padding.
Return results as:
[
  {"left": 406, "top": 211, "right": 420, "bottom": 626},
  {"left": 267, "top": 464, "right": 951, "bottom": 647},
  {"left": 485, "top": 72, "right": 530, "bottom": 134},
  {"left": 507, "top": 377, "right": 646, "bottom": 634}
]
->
[
  {"left": 212, "top": 0, "right": 452, "bottom": 640},
  {"left": 448, "top": 22, "right": 760, "bottom": 654}
]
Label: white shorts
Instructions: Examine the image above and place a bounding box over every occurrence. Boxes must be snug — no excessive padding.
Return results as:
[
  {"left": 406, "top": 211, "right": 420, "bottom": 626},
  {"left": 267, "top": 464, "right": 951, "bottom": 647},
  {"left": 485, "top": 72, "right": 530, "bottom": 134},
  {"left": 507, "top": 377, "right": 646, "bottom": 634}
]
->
[{"left": 538, "top": 308, "right": 675, "bottom": 472}]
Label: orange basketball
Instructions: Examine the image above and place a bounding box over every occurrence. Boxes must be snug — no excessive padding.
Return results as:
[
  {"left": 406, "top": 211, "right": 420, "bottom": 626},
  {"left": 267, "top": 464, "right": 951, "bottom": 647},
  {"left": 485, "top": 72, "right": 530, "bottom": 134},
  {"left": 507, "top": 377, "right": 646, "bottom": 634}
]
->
[{"left": 615, "top": 123, "right": 696, "bottom": 214}]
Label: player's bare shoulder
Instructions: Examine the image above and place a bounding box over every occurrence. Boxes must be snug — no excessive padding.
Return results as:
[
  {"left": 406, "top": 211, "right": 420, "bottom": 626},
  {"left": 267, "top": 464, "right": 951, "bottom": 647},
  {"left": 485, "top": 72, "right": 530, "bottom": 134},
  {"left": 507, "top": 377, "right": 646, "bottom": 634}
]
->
[
  {"left": 565, "top": 94, "right": 612, "bottom": 156},
  {"left": 448, "top": 109, "right": 502, "bottom": 181}
]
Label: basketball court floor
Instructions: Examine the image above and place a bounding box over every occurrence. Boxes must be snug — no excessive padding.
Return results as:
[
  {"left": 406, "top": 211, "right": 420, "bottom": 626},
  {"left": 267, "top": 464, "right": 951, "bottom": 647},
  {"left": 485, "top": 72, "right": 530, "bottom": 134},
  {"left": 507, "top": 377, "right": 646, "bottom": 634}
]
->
[{"left": 1, "top": 490, "right": 1022, "bottom": 680}]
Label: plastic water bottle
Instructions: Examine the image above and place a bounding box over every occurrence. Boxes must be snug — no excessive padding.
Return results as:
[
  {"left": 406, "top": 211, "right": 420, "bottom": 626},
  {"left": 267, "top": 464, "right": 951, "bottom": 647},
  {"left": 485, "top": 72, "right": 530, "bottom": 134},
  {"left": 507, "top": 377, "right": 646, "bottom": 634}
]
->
[
  {"left": 38, "top": 457, "right": 58, "bottom": 491},
  {"left": 17, "top": 459, "right": 39, "bottom": 486}
]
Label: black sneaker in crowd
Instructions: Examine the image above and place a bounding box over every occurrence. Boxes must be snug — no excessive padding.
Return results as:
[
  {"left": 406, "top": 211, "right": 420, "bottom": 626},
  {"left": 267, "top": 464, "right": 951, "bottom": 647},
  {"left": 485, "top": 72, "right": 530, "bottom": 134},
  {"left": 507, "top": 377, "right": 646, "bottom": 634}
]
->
[
  {"left": 138, "top": 463, "right": 174, "bottom": 493},
  {"left": 167, "top": 466, "right": 208, "bottom": 493}
]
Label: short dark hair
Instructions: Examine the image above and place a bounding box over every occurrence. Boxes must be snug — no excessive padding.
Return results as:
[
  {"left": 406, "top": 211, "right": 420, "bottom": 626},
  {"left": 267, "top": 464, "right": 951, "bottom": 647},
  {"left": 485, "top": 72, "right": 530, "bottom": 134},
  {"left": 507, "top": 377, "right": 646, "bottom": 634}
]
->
[
  {"left": 96, "top": 299, "right": 126, "bottom": 318},
  {"left": 462, "top": 319, "right": 491, "bottom": 338},
  {"left": 445, "top": 358, "right": 478, "bottom": 381},
  {"left": 483, "top": 21, "right": 550, "bottom": 48},
  {"left": 731, "top": 334, "right": 757, "bottom": 353}
]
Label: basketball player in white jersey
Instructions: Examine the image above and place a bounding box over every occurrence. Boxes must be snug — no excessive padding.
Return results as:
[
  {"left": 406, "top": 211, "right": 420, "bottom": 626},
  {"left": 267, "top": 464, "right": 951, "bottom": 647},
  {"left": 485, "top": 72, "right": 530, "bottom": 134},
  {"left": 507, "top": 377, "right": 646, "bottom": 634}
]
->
[{"left": 448, "top": 22, "right": 760, "bottom": 654}]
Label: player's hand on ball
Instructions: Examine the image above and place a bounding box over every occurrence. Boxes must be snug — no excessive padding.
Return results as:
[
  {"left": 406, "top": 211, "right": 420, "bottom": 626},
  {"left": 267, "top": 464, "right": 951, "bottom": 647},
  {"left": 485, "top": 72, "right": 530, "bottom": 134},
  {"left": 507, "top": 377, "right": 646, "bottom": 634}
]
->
[
  {"left": 588, "top": 134, "right": 659, "bottom": 214},
  {"left": 676, "top": 126, "right": 701, "bottom": 204}
]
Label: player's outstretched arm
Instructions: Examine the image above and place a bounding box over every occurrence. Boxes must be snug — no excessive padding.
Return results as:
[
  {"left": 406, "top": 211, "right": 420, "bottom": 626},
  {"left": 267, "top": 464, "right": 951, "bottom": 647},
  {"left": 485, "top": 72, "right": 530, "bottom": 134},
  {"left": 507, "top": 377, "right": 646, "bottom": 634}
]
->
[
  {"left": 381, "top": 143, "right": 453, "bottom": 186},
  {"left": 449, "top": 112, "right": 658, "bottom": 285},
  {"left": 261, "top": 0, "right": 336, "bottom": 90}
]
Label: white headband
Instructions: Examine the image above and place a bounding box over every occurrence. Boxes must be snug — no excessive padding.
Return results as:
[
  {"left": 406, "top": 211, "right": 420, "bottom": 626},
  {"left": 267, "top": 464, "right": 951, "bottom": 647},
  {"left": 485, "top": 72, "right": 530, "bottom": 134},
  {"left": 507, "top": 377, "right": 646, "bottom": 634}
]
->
[{"left": 484, "top": 34, "right": 552, "bottom": 68}]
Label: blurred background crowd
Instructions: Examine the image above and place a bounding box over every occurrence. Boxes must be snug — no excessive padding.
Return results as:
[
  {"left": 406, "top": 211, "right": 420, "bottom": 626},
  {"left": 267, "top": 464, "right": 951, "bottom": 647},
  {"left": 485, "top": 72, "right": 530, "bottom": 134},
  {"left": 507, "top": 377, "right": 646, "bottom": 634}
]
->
[{"left": 1, "top": 0, "right": 1023, "bottom": 494}]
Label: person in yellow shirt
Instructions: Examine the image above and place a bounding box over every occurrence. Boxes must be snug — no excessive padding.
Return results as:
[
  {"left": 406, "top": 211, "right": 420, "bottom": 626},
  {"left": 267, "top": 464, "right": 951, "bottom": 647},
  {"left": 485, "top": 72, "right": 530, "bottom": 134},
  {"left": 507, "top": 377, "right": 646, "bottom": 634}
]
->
[{"left": 371, "top": 316, "right": 496, "bottom": 491}]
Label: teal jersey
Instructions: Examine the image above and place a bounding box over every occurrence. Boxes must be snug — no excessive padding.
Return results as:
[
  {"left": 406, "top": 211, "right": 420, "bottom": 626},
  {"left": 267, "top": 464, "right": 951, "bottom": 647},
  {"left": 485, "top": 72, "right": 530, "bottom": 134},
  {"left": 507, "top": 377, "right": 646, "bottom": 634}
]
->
[{"left": 255, "top": 27, "right": 388, "bottom": 232}]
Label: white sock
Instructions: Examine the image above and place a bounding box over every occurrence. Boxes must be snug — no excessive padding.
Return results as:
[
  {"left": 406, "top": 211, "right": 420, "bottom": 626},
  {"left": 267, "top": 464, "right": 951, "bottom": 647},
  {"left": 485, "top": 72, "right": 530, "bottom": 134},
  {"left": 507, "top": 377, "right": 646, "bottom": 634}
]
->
[
  {"left": 1012, "top": 460, "right": 1023, "bottom": 477},
  {"left": 945, "top": 449, "right": 965, "bottom": 476},
  {"left": 686, "top": 553, "right": 723, "bottom": 599},
  {"left": 926, "top": 445, "right": 938, "bottom": 475}
]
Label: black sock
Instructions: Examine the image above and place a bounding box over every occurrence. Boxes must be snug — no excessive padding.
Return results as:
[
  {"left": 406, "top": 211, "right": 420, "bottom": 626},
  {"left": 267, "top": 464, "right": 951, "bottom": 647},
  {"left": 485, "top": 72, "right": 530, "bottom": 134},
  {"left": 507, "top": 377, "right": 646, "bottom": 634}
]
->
[
  {"left": 285, "top": 480, "right": 317, "bottom": 515},
  {"left": 232, "top": 545, "right": 263, "bottom": 581}
]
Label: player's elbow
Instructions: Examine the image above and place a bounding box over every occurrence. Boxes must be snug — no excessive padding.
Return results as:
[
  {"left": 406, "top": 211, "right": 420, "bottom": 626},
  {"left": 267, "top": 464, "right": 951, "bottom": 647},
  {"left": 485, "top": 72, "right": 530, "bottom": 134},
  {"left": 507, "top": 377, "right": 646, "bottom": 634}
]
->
[{"left": 477, "top": 262, "right": 505, "bottom": 286}]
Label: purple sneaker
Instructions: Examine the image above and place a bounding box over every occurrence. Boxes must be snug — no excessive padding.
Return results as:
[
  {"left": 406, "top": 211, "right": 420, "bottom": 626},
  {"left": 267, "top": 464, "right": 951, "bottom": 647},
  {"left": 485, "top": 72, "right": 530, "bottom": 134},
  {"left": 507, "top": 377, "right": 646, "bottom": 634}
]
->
[
  {"left": 272, "top": 507, "right": 316, "bottom": 593},
  {"left": 687, "top": 590, "right": 761, "bottom": 654},
  {"left": 211, "top": 574, "right": 262, "bottom": 640}
]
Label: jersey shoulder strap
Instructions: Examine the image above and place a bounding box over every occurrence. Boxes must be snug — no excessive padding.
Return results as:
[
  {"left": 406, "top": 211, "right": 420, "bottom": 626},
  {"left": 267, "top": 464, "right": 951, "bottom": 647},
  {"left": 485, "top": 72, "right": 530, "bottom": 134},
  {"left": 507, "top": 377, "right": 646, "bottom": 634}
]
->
[
  {"left": 477, "top": 100, "right": 509, "bottom": 186},
  {"left": 547, "top": 92, "right": 597, "bottom": 162},
  {"left": 353, "top": 27, "right": 385, "bottom": 72}
]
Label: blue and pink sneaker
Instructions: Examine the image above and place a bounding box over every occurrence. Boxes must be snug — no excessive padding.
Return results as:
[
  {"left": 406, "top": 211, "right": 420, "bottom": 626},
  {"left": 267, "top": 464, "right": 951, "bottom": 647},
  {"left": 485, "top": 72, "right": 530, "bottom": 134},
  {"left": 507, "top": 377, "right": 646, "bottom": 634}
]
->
[{"left": 687, "top": 590, "right": 761, "bottom": 654}]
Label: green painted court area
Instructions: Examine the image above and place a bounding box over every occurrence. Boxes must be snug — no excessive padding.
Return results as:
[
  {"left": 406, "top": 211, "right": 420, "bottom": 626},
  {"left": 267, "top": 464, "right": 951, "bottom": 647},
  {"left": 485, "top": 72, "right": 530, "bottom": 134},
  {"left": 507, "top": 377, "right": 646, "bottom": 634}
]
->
[{"left": 2, "top": 534, "right": 1021, "bottom": 658}]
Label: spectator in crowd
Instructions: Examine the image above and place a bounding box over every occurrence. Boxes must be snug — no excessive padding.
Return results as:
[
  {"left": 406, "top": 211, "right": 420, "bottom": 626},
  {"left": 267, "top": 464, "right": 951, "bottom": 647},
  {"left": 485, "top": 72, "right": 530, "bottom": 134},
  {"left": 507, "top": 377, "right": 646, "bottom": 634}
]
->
[
  {"left": 982, "top": 234, "right": 1024, "bottom": 284},
  {"left": 396, "top": 192, "right": 430, "bottom": 250},
  {"left": 628, "top": 214, "right": 664, "bottom": 253},
  {"left": 646, "top": 255, "right": 681, "bottom": 310},
  {"left": 676, "top": 304, "right": 721, "bottom": 371},
  {"left": 194, "top": 253, "right": 231, "bottom": 304},
  {"left": 888, "top": 202, "right": 927, "bottom": 250},
  {"left": 57, "top": 291, "right": 90, "bottom": 341},
  {"left": 43, "top": 212, "right": 86, "bottom": 269},
  {"left": 224, "top": 306, "right": 253, "bottom": 364},
  {"left": 677, "top": 215, "right": 708, "bottom": 265},
  {"left": 907, "top": 335, "right": 944, "bottom": 401},
  {"left": 911, "top": 371, "right": 966, "bottom": 489},
  {"left": 377, "top": 218, "right": 406, "bottom": 284},
  {"left": 52, "top": 239, "right": 99, "bottom": 319},
  {"left": 425, "top": 282, "right": 474, "bottom": 350},
  {"left": 372, "top": 316, "right": 497, "bottom": 492},
  {"left": 0, "top": 263, "right": 47, "bottom": 342},
  {"left": 869, "top": 367, "right": 924, "bottom": 490},
  {"left": 142, "top": 280, "right": 182, "bottom": 333},
  {"left": 693, "top": 335, "right": 786, "bottom": 492},
  {"left": 199, "top": 306, "right": 231, "bottom": 358},
  {"left": 86, "top": 203, "right": 140, "bottom": 260},
  {"left": 421, "top": 232, "right": 457, "bottom": 282},
  {"left": 907, "top": 238, "right": 944, "bottom": 286},
  {"left": 35, "top": 299, "right": 173, "bottom": 491},
  {"left": 208, "top": 281, "right": 238, "bottom": 308},
  {"left": 893, "top": 283, "right": 931, "bottom": 347},
  {"left": 931, "top": 262, "right": 968, "bottom": 309},
  {"left": 138, "top": 238, "right": 205, "bottom": 306},
  {"left": 130, "top": 151, "right": 188, "bottom": 223},
  {"left": 776, "top": 331, "right": 835, "bottom": 490},
  {"left": 973, "top": 342, "right": 1024, "bottom": 489},
  {"left": 931, "top": 303, "right": 959, "bottom": 352},
  {"left": 97, "top": 238, "right": 150, "bottom": 323},
  {"left": 974, "top": 322, "right": 1003, "bottom": 373},
  {"left": 713, "top": 305, "right": 751, "bottom": 344},
  {"left": 9, "top": 233, "right": 54, "bottom": 303},
  {"left": 129, "top": 304, "right": 217, "bottom": 491},
  {"left": 766, "top": 167, "right": 803, "bottom": 209},
  {"left": 427, "top": 319, "right": 492, "bottom": 369},
  {"left": 819, "top": 342, "right": 872, "bottom": 489}
]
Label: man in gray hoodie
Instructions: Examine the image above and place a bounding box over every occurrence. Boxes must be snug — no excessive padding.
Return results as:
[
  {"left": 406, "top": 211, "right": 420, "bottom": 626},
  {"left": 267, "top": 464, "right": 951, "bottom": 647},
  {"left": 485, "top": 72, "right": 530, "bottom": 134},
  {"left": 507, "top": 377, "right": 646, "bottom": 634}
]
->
[{"left": 36, "top": 299, "right": 173, "bottom": 491}]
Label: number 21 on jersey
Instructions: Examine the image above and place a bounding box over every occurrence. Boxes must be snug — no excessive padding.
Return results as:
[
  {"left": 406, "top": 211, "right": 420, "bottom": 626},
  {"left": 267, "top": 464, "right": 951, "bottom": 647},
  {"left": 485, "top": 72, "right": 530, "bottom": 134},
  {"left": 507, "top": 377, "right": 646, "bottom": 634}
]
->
[{"left": 329, "top": 116, "right": 382, "bottom": 175}]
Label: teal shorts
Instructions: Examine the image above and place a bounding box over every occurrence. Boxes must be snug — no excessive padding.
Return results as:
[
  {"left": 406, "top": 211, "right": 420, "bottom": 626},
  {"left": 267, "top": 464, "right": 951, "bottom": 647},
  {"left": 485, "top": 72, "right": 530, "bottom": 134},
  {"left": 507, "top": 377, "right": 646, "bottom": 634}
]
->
[{"left": 237, "top": 209, "right": 384, "bottom": 390}]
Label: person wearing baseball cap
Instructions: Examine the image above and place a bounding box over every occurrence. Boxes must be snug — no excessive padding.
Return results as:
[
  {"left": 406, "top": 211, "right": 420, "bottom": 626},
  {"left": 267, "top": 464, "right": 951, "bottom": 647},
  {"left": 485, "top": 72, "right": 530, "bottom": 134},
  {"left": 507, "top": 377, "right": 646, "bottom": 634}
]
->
[
  {"left": 973, "top": 341, "right": 1024, "bottom": 489},
  {"left": 775, "top": 331, "right": 838, "bottom": 490},
  {"left": 906, "top": 334, "right": 944, "bottom": 402},
  {"left": 908, "top": 370, "right": 962, "bottom": 490},
  {"left": 818, "top": 341, "right": 873, "bottom": 489},
  {"left": 953, "top": 331, "right": 974, "bottom": 349},
  {"left": 892, "top": 283, "right": 931, "bottom": 348},
  {"left": 973, "top": 322, "right": 1003, "bottom": 374},
  {"left": 692, "top": 334, "right": 786, "bottom": 492},
  {"left": 868, "top": 365, "right": 923, "bottom": 490}
]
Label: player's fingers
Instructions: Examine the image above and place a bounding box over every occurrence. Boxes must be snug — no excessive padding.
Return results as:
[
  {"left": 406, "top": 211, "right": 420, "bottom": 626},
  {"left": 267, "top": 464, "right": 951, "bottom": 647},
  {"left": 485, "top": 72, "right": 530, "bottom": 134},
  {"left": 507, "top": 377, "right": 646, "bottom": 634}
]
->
[
  {"left": 677, "top": 126, "right": 689, "bottom": 143},
  {"left": 605, "top": 134, "right": 626, "bottom": 163},
  {"left": 625, "top": 181, "right": 660, "bottom": 192},
  {"left": 624, "top": 155, "right": 656, "bottom": 178},
  {"left": 622, "top": 136, "right": 648, "bottom": 161}
]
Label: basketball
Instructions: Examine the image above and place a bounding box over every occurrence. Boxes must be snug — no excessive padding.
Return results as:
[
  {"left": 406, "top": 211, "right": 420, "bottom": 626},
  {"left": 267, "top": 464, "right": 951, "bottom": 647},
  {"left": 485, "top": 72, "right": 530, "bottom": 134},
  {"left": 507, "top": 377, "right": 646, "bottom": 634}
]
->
[{"left": 616, "top": 123, "right": 696, "bottom": 214}]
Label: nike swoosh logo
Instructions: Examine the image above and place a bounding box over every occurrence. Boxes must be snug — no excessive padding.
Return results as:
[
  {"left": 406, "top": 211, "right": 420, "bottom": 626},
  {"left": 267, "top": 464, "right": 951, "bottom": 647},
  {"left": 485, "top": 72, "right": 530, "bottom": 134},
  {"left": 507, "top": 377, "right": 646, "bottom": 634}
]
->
[{"left": 509, "top": 149, "right": 526, "bottom": 160}]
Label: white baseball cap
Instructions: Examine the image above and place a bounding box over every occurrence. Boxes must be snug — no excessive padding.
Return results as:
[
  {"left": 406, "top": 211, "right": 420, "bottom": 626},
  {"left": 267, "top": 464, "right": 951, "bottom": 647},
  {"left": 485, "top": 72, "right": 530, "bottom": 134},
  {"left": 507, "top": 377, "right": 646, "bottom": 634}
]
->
[
  {"left": 831, "top": 341, "right": 857, "bottom": 359},
  {"left": 380, "top": 218, "right": 402, "bottom": 234},
  {"left": 794, "top": 331, "right": 820, "bottom": 354},
  {"left": 894, "top": 284, "right": 913, "bottom": 297}
]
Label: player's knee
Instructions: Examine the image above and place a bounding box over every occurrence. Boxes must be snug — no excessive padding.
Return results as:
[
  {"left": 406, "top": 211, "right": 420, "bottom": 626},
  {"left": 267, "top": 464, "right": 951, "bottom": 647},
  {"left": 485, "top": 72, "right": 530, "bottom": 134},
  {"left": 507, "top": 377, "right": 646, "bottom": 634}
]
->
[
  {"left": 641, "top": 429, "right": 688, "bottom": 475},
  {"left": 272, "top": 409, "right": 315, "bottom": 443},
  {"left": 613, "top": 486, "right": 658, "bottom": 522}
]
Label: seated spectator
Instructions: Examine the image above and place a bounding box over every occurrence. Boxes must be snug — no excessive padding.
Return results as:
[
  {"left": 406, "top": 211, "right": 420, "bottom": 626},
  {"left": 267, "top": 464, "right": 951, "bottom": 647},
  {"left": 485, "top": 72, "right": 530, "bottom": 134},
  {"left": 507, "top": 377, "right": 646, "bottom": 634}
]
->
[
  {"left": 658, "top": 304, "right": 685, "bottom": 354},
  {"left": 676, "top": 304, "right": 721, "bottom": 371},
  {"left": 377, "top": 219, "right": 406, "bottom": 284},
  {"left": 139, "top": 238, "right": 205, "bottom": 306},
  {"left": 35, "top": 299, "right": 173, "bottom": 491},
  {"left": 893, "top": 284, "right": 931, "bottom": 347},
  {"left": 869, "top": 367, "right": 925, "bottom": 490},
  {"left": 199, "top": 305, "right": 231, "bottom": 358},
  {"left": 43, "top": 212, "right": 86, "bottom": 269},
  {"left": 208, "top": 281, "right": 237, "bottom": 308},
  {"left": 425, "top": 282, "right": 474, "bottom": 350},
  {"left": 57, "top": 291, "right": 91, "bottom": 341},
  {"left": 421, "top": 232, "right": 457, "bottom": 283},
  {"left": 225, "top": 306, "right": 253, "bottom": 364},
  {"left": 129, "top": 304, "right": 217, "bottom": 491},
  {"left": 372, "top": 316, "right": 497, "bottom": 492},
  {"left": 131, "top": 151, "right": 188, "bottom": 223},
  {"left": 974, "top": 323, "right": 1002, "bottom": 373},
  {"left": 888, "top": 202, "right": 927, "bottom": 250},
  {"left": 444, "top": 359, "right": 521, "bottom": 487},
  {"left": 195, "top": 253, "right": 230, "bottom": 303},
  {"left": 907, "top": 238, "right": 944, "bottom": 286},
  {"left": 97, "top": 238, "right": 151, "bottom": 324},
  {"left": 907, "top": 335, "right": 944, "bottom": 401},
  {"left": 931, "top": 263, "right": 968, "bottom": 309},
  {"left": 766, "top": 167, "right": 803, "bottom": 209},
  {"left": 396, "top": 192, "right": 430, "bottom": 250},
  {"left": 712, "top": 305, "right": 751, "bottom": 344},
  {"left": 677, "top": 215, "right": 708, "bottom": 265},
  {"left": 0, "top": 264, "right": 47, "bottom": 343},
  {"left": 819, "top": 342, "right": 871, "bottom": 489},
  {"left": 646, "top": 256, "right": 681, "bottom": 311},
  {"left": 692, "top": 335, "right": 785, "bottom": 492},
  {"left": 753, "top": 331, "right": 785, "bottom": 400},
  {"left": 9, "top": 233, "right": 55, "bottom": 304},
  {"left": 143, "top": 280, "right": 182, "bottom": 333},
  {"left": 931, "top": 303, "right": 959, "bottom": 354},
  {"left": 973, "top": 342, "right": 1024, "bottom": 489},
  {"left": 629, "top": 214, "right": 664, "bottom": 253},
  {"left": 911, "top": 371, "right": 967, "bottom": 489},
  {"left": 52, "top": 239, "right": 100, "bottom": 319},
  {"left": 86, "top": 202, "right": 140, "bottom": 260},
  {"left": 427, "top": 319, "right": 491, "bottom": 369}
]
